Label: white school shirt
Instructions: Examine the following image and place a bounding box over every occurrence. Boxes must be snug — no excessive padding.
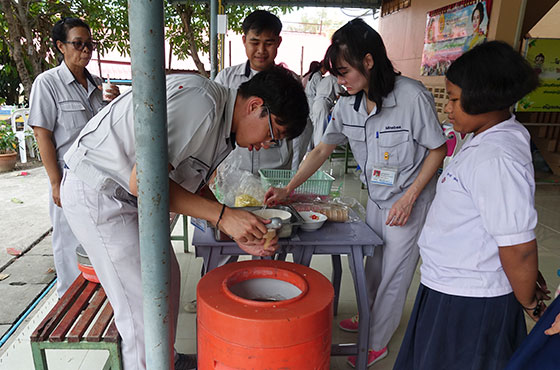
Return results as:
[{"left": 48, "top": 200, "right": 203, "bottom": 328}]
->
[
  {"left": 64, "top": 74, "right": 235, "bottom": 196},
  {"left": 28, "top": 62, "right": 104, "bottom": 164},
  {"left": 214, "top": 61, "right": 294, "bottom": 174},
  {"left": 419, "top": 116, "right": 537, "bottom": 297},
  {"left": 322, "top": 76, "right": 446, "bottom": 208}
]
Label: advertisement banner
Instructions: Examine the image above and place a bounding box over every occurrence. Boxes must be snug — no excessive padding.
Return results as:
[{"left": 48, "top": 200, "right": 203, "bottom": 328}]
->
[
  {"left": 517, "top": 38, "right": 560, "bottom": 112},
  {"left": 421, "top": 0, "right": 492, "bottom": 76}
]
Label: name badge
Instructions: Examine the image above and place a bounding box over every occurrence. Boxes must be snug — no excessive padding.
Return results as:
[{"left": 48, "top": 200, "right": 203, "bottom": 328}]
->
[
  {"left": 371, "top": 165, "right": 398, "bottom": 186},
  {"left": 191, "top": 217, "right": 207, "bottom": 232}
]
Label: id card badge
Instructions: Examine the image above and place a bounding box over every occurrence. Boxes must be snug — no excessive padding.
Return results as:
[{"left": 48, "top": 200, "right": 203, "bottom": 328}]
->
[
  {"left": 190, "top": 217, "right": 207, "bottom": 232},
  {"left": 370, "top": 165, "right": 398, "bottom": 186}
]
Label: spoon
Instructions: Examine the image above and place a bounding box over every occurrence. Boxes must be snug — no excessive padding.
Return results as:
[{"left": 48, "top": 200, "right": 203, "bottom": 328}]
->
[{"left": 268, "top": 217, "right": 283, "bottom": 230}]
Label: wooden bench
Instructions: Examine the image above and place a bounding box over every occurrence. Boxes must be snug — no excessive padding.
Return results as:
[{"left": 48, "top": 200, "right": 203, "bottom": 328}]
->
[{"left": 30, "top": 275, "right": 122, "bottom": 370}]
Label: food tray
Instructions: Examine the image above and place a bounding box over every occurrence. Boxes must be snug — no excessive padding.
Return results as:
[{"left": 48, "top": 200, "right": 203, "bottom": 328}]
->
[
  {"left": 258, "top": 169, "right": 335, "bottom": 196},
  {"left": 212, "top": 205, "right": 304, "bottom": 241}
]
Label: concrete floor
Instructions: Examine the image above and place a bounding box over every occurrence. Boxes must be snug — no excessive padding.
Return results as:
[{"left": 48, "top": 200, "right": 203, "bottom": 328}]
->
[{"left": 0, "top": 158, "right": 559, "bottom": 370}]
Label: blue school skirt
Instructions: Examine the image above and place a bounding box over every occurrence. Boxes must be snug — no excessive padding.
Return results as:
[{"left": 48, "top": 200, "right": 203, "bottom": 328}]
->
[
  {"left": 394, "top": 284, "right": 526, "bottom": 370},
  {"left": 505, "top": 295, "right": 560, "bottom": 370}
]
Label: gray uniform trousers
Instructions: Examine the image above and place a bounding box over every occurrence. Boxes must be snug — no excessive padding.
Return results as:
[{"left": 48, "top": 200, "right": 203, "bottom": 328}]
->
[
  {"left": 364, "top": 198, "right": 431, "bottom": 351},
  {"left": 61, "top": 170, "right": 181, "bottom": 370},
  {"left": 50, "top": 162, "right": 81, "bottom": 298}
]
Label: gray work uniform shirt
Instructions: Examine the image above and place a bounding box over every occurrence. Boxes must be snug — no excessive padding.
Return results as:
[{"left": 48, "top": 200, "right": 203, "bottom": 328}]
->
[
  {"left": 64, "top": 74, "right": 235, "bottom": 196},
  {"left": 214, "top": 61, "right": 293, "bottom": 174},
  {"left": 323, "top": 76, "right": 446, "bottom": 209},
  {"left": 28, "top": 62, "right": 104, "bottom": 166}
]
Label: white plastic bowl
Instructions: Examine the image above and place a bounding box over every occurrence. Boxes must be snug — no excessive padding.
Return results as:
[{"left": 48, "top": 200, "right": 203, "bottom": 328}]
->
[{"left": 299, "top": 211, "right": 328, "bottom": 232}]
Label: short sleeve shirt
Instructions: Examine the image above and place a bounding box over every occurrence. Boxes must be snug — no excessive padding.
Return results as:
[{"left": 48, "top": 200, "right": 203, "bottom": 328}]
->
[
  {"left": 304, "top": 71, "right": 322, "bottom": 106},
  {"left": 27, "top": 62, "right": 104, "bottom": 164},
  {"left": 419, "top": 116, "right": 537, "bottom": 297},
  {"left": 322, "top": 76, "right": 446, "bottom": 208},
  {"left": 214, "top": 61, "right": 295, "bottom": 174},
  {"left": 64, "top": 74, "right": 235, "bottom": 196}
]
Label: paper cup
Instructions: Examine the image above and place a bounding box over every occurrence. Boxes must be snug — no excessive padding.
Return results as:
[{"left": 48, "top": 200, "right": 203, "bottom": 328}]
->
[
  {"left": 263, "top": 229, "right": 277, "bottom": 251},
  {"left": 102, "top": 82, "right": 112, "bottom": 101}
]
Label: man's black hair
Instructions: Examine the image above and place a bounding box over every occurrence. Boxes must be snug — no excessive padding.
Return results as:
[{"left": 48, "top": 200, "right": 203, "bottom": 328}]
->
[
  {"left": 51, "top": 17, "right": 91, "bottom": 53},
  {"left": 446, "top": 40, "right": 539, "bottom": 115},
  {"left": 238, "top": 66, "right": 309, "bottom": 140},
  {"left": 241, "top": 10, "right": 282, "bottom": 36},
  {"left": 324, "top": 18, "right": 399, "bottom": 114}
]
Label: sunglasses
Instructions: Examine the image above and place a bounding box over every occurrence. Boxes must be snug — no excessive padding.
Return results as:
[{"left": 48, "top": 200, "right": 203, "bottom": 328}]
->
[
  {"left": 264, "top": 106, "right": 280, "bottom": 147},
  {"left": 63, "top": 40, "right": 98, "bottom": 51}
]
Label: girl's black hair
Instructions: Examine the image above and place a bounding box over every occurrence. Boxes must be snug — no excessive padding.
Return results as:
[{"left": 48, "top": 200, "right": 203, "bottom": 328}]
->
[
  {"left": 51, "top": 17, "right": 91, "bottom": 53},
  {"left": 323, "top": 18, "right": 399, "bottom": 114},
  {"left": 238, "top": 66, "right": 309, "bottom": 140},
  {"left": 472, "top": 2, "right": 485, "bottom": 24},
  {"left": 303, "top": 61, "right": 322, "bottom": 79},
  {"left": 446, "top": 40, "right": 539, "bottom": 115}
]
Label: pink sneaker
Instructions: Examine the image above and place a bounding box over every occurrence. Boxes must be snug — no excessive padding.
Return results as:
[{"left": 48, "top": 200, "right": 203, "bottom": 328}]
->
[
  {"left": 338, "top": 314, "right": 359, "bottom": 332},
  {"left": 347, "top": 347, "right": 388, "bottom": 368}
]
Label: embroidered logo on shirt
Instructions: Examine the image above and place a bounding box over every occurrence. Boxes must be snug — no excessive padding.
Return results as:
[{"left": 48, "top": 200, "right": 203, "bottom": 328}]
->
[
  {"left": 384, "top": 125, "right": 402, "bottom": 130},
  {"left": 442, "top": 172, "right": 459, "bottom": 183}
]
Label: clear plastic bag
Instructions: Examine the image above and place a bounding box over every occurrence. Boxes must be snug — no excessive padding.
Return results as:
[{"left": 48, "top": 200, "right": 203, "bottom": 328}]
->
[
  {"left": 291, "top": 196, "right": 366, "bottom": 223},
  {"left": 210, "top": 153, "right": 265, "bottom": 207}
]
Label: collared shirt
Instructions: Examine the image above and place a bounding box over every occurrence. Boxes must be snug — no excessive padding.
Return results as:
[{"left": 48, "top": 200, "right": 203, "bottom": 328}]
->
[
  {"left": 64, "top": 74, "right": 235, "bottom": 196},
  {"left": 314, "top": 74, "right": 344, "bottom": 103},
  {"left": 322, "top": 75, "right": 446, "bottom": 208},
  {"left": 304, "top": 71, "right": 322, "bottom": 109},
  {"left": 214, "top": 61, "right": 294, "bottom": 174},
  {"left": 28, "top": 62, "right": 104, "bottom": 163},
  {"left": 419, "top": 116, "right": 537, "bottom": 298}
]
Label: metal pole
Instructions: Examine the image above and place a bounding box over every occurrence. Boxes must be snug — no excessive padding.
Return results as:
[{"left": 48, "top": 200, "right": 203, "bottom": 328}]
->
[
  {"left": 513, "top": 0, "right": 528, "bottom": 51},
  {"left": 210, "top": 0, "right": 218, "bottom": 79},
  {"left": 128, "top": 1, "right": 172, "bottom": 369}
]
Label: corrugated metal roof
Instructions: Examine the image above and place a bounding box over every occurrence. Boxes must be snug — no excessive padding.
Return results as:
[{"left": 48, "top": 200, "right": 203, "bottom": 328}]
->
[{"left": 171, "top": 0, "right": 381, "bottom": 8}]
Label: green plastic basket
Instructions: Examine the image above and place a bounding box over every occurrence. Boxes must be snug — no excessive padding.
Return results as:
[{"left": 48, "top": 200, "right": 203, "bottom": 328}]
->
[{"left": 259, "top": 169, "right": 335, "bottom": 195}]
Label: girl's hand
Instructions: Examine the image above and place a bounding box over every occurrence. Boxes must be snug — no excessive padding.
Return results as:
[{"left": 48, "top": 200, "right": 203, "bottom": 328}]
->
[
  {"left": 218, "top": 208, "right": 268, "bottom": 243},
  {"left": 545, "top": 312, "right": 560, "bottom": 335},
  {"left": 536, "top": 271, "right": 551, "bottom": 301},
  {"left": 264, "top": 187, "right": 290, "bottom": 207},
  {"left": 386, "top": 193, "right": 415, "bottom": 226},
  {"left": 51, "top": 181, "right": 62, "bottom": 207}
]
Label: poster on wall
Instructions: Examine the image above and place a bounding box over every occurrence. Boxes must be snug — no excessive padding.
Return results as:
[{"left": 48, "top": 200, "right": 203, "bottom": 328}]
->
[
  {"left": 517, "top": 38, "right": 560, "bottom": 112},
  {"left": 421, "top": 0, "right": 492, "bottom": 76}
]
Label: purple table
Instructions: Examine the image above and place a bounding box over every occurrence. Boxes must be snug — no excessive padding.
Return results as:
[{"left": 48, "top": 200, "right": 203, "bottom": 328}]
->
[{"left": 193, "top": 219, "right": 383, "bottom": 369}]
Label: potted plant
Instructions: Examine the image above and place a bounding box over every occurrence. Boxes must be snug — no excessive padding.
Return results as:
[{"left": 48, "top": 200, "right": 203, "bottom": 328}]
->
[{"left": 0, "top": 122, "right": 19, "bottom": 172}]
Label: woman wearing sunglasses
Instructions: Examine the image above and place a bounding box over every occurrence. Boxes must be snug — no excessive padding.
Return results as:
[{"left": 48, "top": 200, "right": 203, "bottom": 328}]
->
[{"left": 28, "top": 17, "right": 120, "bottom": 299}]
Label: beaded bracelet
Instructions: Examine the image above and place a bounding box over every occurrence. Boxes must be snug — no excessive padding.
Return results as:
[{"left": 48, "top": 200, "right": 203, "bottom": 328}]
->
[
  {"left": 522, "top": 299, "right": 543, "bottom": 317},
  {"left": 215, "top": 204, "right": 226, "bottom": 230}
]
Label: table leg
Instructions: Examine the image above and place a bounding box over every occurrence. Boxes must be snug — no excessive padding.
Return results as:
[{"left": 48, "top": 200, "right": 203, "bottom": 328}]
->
[
  {"left": 347, "top": 245, "right": 369, "bottom": 369},
  {"left": 299, "top": 246, "right": 315, "bottom": 266},
  {"left": 195, "top": 246, "right": 211, "bottom": 275},
  {"left": 206, "top": 247, "right": 221, "bottom": 273},
  {"left": 331, "top": 254, "right": 342, "bottom": 316}
]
